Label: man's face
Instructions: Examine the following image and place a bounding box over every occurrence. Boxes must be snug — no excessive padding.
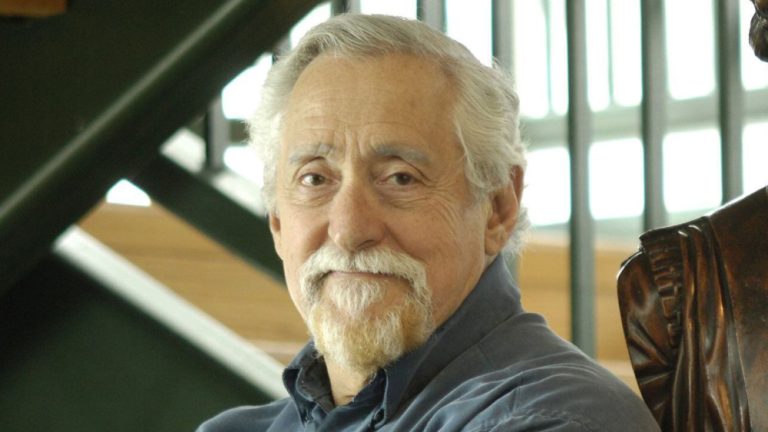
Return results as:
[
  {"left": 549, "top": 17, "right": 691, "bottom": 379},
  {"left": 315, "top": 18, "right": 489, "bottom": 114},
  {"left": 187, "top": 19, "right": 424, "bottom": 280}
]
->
[{"left": 269, "top": 53, "right": 495, "bottom": 370}]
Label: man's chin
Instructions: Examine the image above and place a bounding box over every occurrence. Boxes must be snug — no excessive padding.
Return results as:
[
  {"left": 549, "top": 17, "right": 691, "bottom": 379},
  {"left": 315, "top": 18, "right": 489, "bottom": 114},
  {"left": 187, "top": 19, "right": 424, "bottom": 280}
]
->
[
  {"left": 302, "top": 268, "right": 434, "bottom": 374},
  {"left": 307, "top": 300, "right": 432, "bottom": 376},
  {"left": 308, "top": 309, "right": 400, "bottom": 375}
]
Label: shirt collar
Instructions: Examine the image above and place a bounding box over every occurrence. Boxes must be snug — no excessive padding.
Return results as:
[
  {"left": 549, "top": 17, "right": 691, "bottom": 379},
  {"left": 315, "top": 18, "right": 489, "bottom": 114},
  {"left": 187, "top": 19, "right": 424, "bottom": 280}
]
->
[
  {"left": 284, "top": 343, "right": 386, "bottom": 425},
  {"left": 282, "top": 257, "right": 522, "bottom": 425},
  {"left": 379, "top": 256, "right": 523, "bottom": 421},
  {"left": 283, "top": 342, "right": 323, "bottom": 421}
]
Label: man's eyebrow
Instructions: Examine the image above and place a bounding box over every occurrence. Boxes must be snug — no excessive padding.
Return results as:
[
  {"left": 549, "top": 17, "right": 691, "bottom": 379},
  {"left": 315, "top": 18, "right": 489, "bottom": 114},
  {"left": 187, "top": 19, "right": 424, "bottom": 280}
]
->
[
  {"left": 374, "top": 143, "right": 432, "bottom": 165},
  {"left": 287, "top": 143, "right": 335, "bottom": 164}
]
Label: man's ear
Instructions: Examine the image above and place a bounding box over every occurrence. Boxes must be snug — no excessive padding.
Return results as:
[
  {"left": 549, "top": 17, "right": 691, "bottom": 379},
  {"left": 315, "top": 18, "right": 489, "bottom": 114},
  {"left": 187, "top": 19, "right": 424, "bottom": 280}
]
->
[
  {"left": 268, "top": 212, "right": 284, "bottom": 259},
  {"left": 484, "top": 166, "right": 524, "bottom": 256}
]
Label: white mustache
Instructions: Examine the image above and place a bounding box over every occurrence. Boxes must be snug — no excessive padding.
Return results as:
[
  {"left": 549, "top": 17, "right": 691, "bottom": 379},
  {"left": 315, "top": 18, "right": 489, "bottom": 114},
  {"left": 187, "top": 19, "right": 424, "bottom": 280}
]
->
[{"left": 299, "top": 245, "right": 428, "bottom": 306}]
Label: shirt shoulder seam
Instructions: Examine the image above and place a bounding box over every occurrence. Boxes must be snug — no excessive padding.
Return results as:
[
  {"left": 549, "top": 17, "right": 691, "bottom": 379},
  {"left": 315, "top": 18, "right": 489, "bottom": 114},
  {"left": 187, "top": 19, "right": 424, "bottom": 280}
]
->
[{"left": 462, "top": 408, "right": 603, "bottom": 432}]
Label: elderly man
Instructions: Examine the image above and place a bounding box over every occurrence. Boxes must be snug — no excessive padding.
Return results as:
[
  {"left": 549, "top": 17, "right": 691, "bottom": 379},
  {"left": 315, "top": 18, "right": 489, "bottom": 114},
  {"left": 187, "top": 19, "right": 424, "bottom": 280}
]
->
[{"left": 199, "top": 14, "right": 657, "bottom": 431}]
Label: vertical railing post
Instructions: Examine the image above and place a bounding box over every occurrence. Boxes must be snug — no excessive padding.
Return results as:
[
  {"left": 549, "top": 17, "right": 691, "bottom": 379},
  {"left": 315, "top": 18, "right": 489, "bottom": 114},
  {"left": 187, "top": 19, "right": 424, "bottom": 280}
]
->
[
  {"left": 331, "top": 0, "right": 348, "bottom": 15},
  {"left": 640, "top": 0, "right": 667, "bottom": 231},
  {"left": 492, "top": 0, "right": 514, "bottom": 71},
  {"left": 716, "top": 0, "right": 744, "bottom": 202},
  {"left": 204, "top": 97, "right": 228, "bottom": 172},
  {"left": 272, "top": 36, "right": 290, "bottom": 63},
  {"left": 543, "top": 0, "right": 555, "bottom": 110},
  {"left": 566, "top": 0, "right": 595, "bottom": 357},
  {"left": 606, "top": 0, "right": 615, "bottom": 102},
  {"left": 331, "top": 0, "right": 360, "bottom": 15},
  {"left": 417, "top": 0, "right": 446, "bottom": 32}
]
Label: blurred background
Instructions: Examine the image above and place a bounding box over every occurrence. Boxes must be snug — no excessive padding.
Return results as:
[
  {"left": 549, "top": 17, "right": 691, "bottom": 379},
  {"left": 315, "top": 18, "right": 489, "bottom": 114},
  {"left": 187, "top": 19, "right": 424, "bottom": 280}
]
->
[{"left": 1, "top": 0, "right": 767, "bottom": 430}]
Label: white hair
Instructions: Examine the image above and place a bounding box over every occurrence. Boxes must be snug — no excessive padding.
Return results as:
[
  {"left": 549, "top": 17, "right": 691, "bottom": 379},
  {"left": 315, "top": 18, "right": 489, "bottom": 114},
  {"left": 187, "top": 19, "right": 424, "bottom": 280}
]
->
[{"left": 250, "top": 14, "right": 529, "bottom": 255}]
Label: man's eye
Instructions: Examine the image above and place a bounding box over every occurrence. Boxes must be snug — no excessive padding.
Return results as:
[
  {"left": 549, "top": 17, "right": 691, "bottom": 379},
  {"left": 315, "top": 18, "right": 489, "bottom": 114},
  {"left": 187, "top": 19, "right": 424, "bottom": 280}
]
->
[
  {"left": 389, "top": 173, "right": 415, "bottom": 186},
  {"left": 299, "top": 173, "right": 326, "bottom": 186}
]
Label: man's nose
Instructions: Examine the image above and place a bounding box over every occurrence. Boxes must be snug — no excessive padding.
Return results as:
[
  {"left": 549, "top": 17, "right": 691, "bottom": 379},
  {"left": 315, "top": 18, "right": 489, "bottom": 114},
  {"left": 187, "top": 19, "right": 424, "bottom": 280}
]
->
[{"left": 327, "top": 180, "right": 385, "bottom": 252}]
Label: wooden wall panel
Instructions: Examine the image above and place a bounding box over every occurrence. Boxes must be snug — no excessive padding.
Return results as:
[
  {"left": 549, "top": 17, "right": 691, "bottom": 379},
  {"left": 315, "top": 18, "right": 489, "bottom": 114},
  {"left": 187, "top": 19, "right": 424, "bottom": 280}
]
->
[
  {"left": 0, "top": 0, "right": 66, "bottom": 17},
  {"left": 78, "top": 202, "right": 306, "bottom": 364}
]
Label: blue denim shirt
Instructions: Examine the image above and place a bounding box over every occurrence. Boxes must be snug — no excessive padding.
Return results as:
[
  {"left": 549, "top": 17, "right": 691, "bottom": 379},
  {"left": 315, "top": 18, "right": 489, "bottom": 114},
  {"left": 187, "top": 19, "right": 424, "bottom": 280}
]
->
[{"left": 198, "top": 258, "right": 659, "bottom": 431}]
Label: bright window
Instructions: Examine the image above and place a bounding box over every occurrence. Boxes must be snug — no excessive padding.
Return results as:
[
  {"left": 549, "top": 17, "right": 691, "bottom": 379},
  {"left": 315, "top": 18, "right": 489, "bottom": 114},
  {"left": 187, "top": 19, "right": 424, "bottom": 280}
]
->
[
  {"left": 665, "top": 0, "right": 715, "bottom": 99},
  {"left": 547, "top": 0, "right": 569, "bottom": 115},
  {"left": 589, "top": 138, "right": 644, "bottom": 219},
  {"left": 586, "top": 0, "right": 610, "bottom": 111},
  {"left": 663, "top": 129, "right": 722, "bottom": 212},
  {"left": 360, "top": 0, "right": 416, "bottom": 18},
  {"left": 609, "top": 0, "right": 641, "bottom": 106},
  {"left": 525, "top": 147, "right": 571, "bottom": 225},
  {"left": 290, "top": 3, "right": 332, "bottom": 47},
  {"left": 742, "top": 122, "right": 768, "bottom": 193},
  {"left": 513, "top": 0, "right": 550, "bottom": 118},
  {"left": 224, "top": 146, "right": 264, "bottom": 185},
  {"left": 222, "top": 54, "right": 272, "bottom": 120},
  {"left": 106, "top": 180, "right": 151, "bottom": 207},
  {"left": 445, "top": 0, "right": 492, "bottom": 66}
]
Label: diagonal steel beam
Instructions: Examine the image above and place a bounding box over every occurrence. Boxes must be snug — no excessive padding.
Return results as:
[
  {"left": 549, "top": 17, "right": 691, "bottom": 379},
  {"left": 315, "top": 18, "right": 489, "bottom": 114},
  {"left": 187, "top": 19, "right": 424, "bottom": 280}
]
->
[
  {"left": 0, "top": 0, "right": 322, "bottom": 292},
  {"left": 132, "top": 154, "right": 283, "bottom": 281}
]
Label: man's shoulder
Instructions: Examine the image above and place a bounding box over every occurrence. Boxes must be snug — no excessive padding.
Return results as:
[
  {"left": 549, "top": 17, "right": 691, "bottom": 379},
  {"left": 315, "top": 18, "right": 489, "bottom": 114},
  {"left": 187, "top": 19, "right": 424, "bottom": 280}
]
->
[
  {"left": 412, "top": 312, "right": 660, "bottom": 430},
  {"left": 196, "top": 398, "right": 296, "bottom": 432},
  {"left": 417, "top": 359, "right": 659, "bottom": 431}
]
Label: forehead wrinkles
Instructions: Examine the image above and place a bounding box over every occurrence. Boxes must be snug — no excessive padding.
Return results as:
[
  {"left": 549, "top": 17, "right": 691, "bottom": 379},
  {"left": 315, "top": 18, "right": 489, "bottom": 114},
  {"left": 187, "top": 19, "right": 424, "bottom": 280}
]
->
[
  {"left": 279, "top": 53, "right": 463, "bottom": 166},
  {"left": 287, "top": 142, "right": 335, "bottom": 164},
  {"left": 285, "top": 141, "right": 437, "bottom": 174},
  {"left": 287, "top": 53, "right": 456, "bottom": 116},
  {"left": 373, "top": 143, "right": 431, "bottom": 165}
]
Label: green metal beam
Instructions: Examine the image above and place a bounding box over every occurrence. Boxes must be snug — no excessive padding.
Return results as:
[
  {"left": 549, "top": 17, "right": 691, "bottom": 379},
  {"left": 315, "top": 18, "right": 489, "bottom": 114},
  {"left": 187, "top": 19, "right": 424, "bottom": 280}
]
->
[
  {"left": 0, "top": 0, "right": 322, "bottom": 292},
  {"left": 132, "top": 154, "right": 283, "bottom": 280}
]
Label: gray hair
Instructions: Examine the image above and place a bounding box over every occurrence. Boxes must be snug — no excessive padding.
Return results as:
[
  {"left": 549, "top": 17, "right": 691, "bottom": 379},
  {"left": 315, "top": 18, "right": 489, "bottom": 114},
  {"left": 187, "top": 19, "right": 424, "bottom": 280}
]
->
[{"left": 250, "top": 14, "right": 529, "bottom": 255}]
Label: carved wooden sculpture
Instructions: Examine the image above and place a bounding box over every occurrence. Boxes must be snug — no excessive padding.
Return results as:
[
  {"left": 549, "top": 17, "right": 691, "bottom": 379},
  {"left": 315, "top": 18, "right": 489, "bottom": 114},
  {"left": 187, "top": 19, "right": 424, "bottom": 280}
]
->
[
  {"left": 749, "top": 0, "right": 768, "bottom": 60},
  {"left": 617, "top": 187, "right": 768, "bottom": 431}
]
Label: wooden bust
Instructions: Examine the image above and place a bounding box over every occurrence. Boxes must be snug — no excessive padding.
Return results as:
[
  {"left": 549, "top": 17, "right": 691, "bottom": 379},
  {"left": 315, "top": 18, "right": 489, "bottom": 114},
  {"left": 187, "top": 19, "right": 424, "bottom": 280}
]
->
[
  {"left": 617, "top": 187, "right": 768, "bottom": 431},
  {"left": 749, "top": 0, "right": 768, "bottom": 60}
]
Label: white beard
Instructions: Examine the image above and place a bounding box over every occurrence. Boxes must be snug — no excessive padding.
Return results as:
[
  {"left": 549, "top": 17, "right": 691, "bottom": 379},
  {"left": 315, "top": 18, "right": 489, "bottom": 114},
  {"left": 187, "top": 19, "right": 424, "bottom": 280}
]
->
[{"left": 299, "top": 245, "right": 434, "bottom": 377}]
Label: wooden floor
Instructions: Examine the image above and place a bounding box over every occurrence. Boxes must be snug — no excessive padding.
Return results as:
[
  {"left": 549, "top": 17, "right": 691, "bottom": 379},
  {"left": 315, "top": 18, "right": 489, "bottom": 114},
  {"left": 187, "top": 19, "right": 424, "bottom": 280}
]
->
[{"left": 78, "top": 202, "right": 640, "bottom": 391}]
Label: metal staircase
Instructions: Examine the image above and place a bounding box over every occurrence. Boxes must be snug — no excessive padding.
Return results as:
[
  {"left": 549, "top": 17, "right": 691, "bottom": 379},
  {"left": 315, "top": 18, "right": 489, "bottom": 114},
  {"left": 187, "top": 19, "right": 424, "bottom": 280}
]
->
[{"left": 0, "top": 1, "right": 322, "bottom": 430}]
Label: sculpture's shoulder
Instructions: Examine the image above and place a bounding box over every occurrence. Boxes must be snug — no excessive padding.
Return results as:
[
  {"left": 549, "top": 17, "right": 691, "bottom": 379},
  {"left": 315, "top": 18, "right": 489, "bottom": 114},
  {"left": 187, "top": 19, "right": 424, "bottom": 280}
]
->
[
  {"left": 196, "top": 398, "right": 296, "bottom": 432},
  {"left": 616, "top": 186, "right": 768, "bottom": 430}
]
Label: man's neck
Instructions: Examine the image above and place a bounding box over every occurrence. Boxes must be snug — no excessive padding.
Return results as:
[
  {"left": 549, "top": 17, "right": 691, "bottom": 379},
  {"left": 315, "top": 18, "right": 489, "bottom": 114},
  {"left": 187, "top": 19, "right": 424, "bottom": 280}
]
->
[{"left": 325, "top": 359, "right": 373, "bottom": 406}]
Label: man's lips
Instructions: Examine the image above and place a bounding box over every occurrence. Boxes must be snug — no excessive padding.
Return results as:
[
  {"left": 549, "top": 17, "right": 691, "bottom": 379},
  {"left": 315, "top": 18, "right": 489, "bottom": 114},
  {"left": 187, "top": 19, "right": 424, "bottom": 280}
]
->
[{"left": 326, "top": 270, "right": 392, "bottom": 279}]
